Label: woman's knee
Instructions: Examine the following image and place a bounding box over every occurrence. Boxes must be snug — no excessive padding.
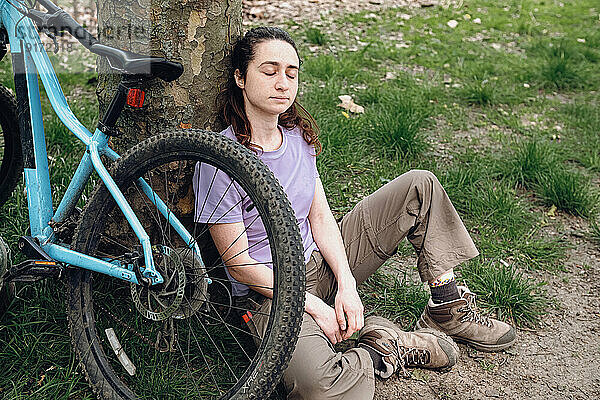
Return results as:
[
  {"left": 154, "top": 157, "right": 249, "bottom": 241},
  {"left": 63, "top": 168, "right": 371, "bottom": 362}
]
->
[
  {"left": 285, "top": 355, "right": 333, "bottom": 399},
  {"left": 285, "top": 342, "right": 374, "bottom": 400},
  {"left": 405, "top": 169, "right": 438, "bottom": 185},
  {"left": 288, "top": 365, "right": 372, "bottom": 400},
  {"left": 402, "top": 169, "right": 442, "bottom": 194}
]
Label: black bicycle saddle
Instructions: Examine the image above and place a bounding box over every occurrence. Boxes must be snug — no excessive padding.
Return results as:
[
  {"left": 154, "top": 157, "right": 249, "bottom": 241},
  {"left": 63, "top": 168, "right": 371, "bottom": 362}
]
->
[{"left": 90, "top": 43, "right": 183, "bottom": 82}]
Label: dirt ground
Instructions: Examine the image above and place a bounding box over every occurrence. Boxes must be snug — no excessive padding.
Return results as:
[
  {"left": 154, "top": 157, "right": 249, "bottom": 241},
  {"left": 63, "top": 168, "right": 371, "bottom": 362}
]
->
[
  {"left": 374, "top": 230, "right": 600, "bottom": 400},
  {"left": 246, "top": 2, "right": 600, "bottom": 399}
]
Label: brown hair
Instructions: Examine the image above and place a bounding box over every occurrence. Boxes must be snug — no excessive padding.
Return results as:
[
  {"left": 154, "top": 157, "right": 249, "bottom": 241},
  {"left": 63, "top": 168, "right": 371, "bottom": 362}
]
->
[{"left": 218, "top": 27, "right": 322, "bottom": 155}]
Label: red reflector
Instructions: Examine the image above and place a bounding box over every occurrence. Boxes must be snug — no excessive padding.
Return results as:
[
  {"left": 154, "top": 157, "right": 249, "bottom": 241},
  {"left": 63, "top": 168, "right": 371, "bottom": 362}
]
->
[
  {"left": 242, "top": 311, "right": 253, "bottom": 324},
  {"left": 127, "top": 88, "right": 145, "bottom": 108}
]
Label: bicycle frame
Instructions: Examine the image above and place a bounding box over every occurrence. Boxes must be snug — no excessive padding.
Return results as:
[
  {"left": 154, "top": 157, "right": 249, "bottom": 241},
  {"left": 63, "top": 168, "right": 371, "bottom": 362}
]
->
[{"left": 0, "top": 1, "right": 202, "bottom": 285}]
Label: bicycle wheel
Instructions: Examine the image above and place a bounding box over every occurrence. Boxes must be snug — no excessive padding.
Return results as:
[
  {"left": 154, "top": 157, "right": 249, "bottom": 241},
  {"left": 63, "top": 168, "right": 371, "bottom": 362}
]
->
[
  {"left": 69, "top": 130, "right": 306, "bottom": 400},
  {"left": 0, "top": 84, "right": 23, "bottom": 208}
]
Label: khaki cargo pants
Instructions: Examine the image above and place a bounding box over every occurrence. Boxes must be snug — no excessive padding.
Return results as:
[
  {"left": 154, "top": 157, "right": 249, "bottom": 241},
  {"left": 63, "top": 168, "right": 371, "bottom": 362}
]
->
[{"left": 239, "top": 169, "right": 479, "bottom": 400}]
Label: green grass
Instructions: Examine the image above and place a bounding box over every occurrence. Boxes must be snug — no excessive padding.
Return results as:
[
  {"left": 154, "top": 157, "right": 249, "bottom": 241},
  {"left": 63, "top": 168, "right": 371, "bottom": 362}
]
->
[
  {"left": 460, "top": 259, "right": 550, "bottom": 328},
  {"left": 590, "top": 220, "right": 600, "bottom": 244},
  {"left": 527, "top": 39, "right": 587, "bottom": 89},
  {"left": 359, "top": 269, "right": 429, "bottom": 330},
  {"left": 537, "top": 169, "right": 598, "bottom": 218},
  {"left": 459, "top": 75, "right": 498, "bottom": 106},
  {"left": 558, "top": 101, "right": 600, "bottom": 172},
  {"left": 305, "top": 27, "right": 328, "bottom": 46},
  {"left": 2, "top": 0, "right": 600, "bottom": 397},
  {"left": 501, "top": 140, "right": 557, "bottom": 188},
  {"left": 362, "top": 90, "right": 430, "bottom": 158}
]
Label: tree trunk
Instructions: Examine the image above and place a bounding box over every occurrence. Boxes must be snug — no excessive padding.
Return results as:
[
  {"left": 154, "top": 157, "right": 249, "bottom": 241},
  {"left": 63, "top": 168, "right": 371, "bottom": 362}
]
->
[{"left": 96, "top": 0, "right": 241, "bottom": 152}]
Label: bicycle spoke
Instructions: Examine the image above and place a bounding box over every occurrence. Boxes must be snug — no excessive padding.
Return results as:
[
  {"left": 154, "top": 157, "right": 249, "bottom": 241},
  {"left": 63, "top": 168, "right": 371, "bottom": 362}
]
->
[
  {"left": 193, "top": 307, "right": 261, "bottom": 340},
  {"left": 207, "top": 235, "right": 270, "bottom": 277},
  {"left": 72, "top": 142, "right": 304, "bottom": 399},
  {"left": 142, "top": 172, "right": 175, "bottom": 249},
  {"left": 185, "top": 316, "right": 222, "bottom": 395},
  {"left": 194, "top": 311, "right": 239, "bottom": 381},
  {"left": 206, "top": 298, "right": 270, "bottom": 318},
  {"left": 199, "top": 234, "right": 271, "bottom": 280},
  {"left": 209, "top": 213, "right": 261, "bottom": 264},
  {"left": 98, "top": 232, "right": 133, "bottom": 254},
  {"left": 182, "top": 293, "right": 257, "bottom": 391},
  {"left": 171, "top": 318, "right": 204, "bottom": 396},
  {"left": 206, "top": 301, "right": 252, "bottom": 361},
  {"left": 197, "top": 162, "right": 219, "bottom": 219},
  {"left": 208, "top": 260, "right": 273, "bottom": 268},
  {"left": 195, "top": 275, "right": 274, "bottom": 293}
]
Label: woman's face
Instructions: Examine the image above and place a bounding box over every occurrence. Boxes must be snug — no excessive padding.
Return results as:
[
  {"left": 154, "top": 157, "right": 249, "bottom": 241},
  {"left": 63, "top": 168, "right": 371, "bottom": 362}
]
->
[{"left": 235, "top": 40, "right": 300, "bottom": 117}]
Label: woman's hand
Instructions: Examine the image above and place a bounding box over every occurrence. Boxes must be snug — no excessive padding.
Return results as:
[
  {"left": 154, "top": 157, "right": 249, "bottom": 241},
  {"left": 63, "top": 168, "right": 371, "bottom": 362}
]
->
[
  {"left": 335, "top": 286, "right": 365, "bottom": 340},
  {"left": 305, "top": 292, "right": 343, "bottom": 345}
]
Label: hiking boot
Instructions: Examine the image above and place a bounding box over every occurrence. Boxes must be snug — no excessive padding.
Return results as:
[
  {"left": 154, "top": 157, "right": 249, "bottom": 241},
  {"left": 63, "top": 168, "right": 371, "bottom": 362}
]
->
[
  {"left": 357, "top": 315, "right": 459, "bottom": 379},
  {"left": 416, "top": 285, "right": 516, "bottom": 352}
]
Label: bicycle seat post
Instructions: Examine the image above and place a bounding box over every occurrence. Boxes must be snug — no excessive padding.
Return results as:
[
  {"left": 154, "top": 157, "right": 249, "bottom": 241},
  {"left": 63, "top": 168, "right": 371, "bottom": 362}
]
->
[{"left": 97, "top": 76, "right": 144, "bottom": 138}]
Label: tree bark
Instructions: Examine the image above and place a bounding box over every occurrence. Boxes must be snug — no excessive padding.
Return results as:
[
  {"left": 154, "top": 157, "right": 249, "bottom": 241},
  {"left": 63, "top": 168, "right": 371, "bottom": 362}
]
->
[{"left": 96, "top": 0, "right": 241, "bottom": 152}]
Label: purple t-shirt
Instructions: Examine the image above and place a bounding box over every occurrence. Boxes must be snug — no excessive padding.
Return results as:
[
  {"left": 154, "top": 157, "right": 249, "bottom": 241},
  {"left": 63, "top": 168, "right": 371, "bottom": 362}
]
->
[{"left": 192, "top": 125, "right": 319, "bottom": 296}]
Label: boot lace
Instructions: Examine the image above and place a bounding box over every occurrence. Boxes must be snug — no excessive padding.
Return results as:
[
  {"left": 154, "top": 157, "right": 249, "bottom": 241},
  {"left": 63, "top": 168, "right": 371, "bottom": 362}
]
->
[
  {"left": 458, "top": 294, "right": 493, "bottom": 328},
  {"left": 392, "top": 344, "right": 431, "bottom": 378}
]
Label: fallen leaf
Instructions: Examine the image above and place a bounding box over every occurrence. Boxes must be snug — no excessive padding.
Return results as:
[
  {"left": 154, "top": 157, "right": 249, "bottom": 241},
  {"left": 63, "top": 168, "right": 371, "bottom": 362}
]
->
[
  {"left": 248, "top": 7, "right": 264, "bottom": 18},
  {"left": 547, "top": 205, "right": 557, "bottom": 217},
  {"left": 341, "top": 111, "right": 350, "bottom": 119},
  {"left": 337, "top": 95, "right": 365, "bottom": 113},
  {"left": 447, "top": 20, "right": 458, "bottom": 29}
]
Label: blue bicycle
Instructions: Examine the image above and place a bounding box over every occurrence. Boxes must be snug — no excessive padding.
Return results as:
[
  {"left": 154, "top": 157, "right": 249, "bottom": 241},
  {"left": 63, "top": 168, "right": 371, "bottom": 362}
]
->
[{"left": 0, "top": 1, "right": 305, "bottom": 398}]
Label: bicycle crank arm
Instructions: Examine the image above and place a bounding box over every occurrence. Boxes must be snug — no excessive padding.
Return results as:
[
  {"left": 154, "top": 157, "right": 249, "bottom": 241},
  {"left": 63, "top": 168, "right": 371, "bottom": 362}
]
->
[{"left": 18, "top": 236, "right": 53, "bottom": 261}]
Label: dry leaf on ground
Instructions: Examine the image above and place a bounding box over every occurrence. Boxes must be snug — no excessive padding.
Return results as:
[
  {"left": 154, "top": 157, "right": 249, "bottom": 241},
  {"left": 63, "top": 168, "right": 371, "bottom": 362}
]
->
[
  {"left": 447, "top": 19, "right": 458, "bottom": 28},
  {"left": 337, "top": 95, "right": 365, "bottom": 113}
]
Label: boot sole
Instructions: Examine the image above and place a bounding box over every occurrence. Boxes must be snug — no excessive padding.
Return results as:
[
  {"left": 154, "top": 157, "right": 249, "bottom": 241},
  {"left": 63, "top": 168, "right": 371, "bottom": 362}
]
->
[{"left": 416, "top": 320, "right": 516, "bottom": 353}]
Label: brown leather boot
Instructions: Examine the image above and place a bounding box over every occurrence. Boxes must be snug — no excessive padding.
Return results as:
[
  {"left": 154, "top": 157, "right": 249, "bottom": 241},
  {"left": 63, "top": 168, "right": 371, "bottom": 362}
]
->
[
  {"left": 417, "top": 286, "right": 516, "bottom": 352},
  {"left": 357, "top": 315, "right": 459, "bottom": 379}
]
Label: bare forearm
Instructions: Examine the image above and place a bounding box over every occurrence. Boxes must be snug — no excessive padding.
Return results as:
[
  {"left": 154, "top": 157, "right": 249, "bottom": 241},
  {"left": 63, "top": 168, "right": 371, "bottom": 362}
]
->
[
  {"left": 307, "top": 179, "right": 364, "bottom": 340},
  {"left": 227, "top": 256, "right": 274, "bottom": 299},
  {"left": 311, "top": 213, "right": 356, "bottom": 290},
  {"left": 208, "top": 223, "right": 274, "bottom": 298}
]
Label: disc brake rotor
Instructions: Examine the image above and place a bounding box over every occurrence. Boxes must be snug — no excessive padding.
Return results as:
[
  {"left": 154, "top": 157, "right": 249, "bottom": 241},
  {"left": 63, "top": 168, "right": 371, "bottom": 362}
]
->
[{"left": 130, "top": 246, "right": 186, "bottom": 321}]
